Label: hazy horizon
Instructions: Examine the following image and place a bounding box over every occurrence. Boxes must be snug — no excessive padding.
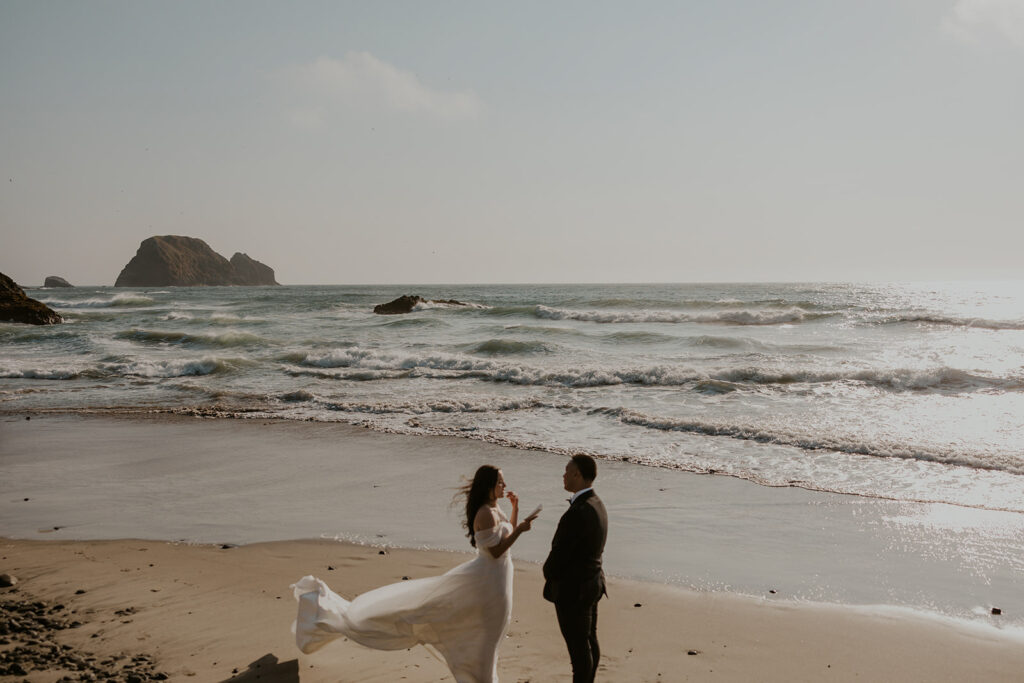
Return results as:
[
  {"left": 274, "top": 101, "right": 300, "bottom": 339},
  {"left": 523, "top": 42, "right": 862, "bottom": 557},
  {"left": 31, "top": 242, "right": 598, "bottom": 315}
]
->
[
  {"left": 12, "top": 273, "right": 1024, "bottom": 288},
  {"left": 3, "top": 1, "right": 1023, "bottom": 286}
]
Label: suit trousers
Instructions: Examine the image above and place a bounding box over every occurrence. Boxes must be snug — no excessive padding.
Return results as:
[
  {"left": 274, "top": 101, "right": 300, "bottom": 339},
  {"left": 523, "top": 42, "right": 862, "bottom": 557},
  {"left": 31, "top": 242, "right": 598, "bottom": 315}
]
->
[{"left": 555, "top": 596, "right": 600, "bottom": 683}]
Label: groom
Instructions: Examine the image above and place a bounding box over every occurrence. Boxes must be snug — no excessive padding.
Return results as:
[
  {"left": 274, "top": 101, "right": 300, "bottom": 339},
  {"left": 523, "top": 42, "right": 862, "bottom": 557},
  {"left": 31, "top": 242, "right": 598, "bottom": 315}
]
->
[{"left": 543, "top": 455, "right": 608, "bottom": 683}]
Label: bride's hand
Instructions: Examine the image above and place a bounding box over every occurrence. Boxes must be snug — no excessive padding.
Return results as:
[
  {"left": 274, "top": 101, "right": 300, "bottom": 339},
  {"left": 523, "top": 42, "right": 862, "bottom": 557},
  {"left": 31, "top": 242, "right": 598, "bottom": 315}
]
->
[
  {"left": 517, "top": 517, "right": 533, "bottom": 533},
  {"left": 507, "top": 491, "right": 519, "bottom": 510}
]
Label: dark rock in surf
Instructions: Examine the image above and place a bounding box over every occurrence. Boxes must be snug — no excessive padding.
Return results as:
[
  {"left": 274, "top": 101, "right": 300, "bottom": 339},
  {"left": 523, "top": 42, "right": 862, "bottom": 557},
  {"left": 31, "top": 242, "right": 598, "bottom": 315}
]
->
[
  {"left": 373, "top": 294, "right": 467, "bottom": 315},
  {"left": 373, "top": 295, "right": 424, "bottom": 314},
  {"left": 43, "top": 276, "right": 73, "bottom": 288},
  {"left": 0, "top": 272, "right": 63, "bottom": 325},
  {"left": 114, "top": 235, "right": 279, "bottom": 287}
]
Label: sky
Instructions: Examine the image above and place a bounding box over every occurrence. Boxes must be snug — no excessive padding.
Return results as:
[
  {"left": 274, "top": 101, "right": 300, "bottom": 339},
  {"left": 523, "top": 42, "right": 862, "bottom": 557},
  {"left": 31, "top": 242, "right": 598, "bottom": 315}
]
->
[{"left": 1, "top": 0, "right": 1022, "bottom": 286}]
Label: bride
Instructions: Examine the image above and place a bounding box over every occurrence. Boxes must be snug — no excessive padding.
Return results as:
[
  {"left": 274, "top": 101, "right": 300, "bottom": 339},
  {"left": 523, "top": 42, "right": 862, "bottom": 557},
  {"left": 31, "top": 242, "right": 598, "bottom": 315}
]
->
[{"left": 292, "top": 465, "right": 538, "bottom": 682}]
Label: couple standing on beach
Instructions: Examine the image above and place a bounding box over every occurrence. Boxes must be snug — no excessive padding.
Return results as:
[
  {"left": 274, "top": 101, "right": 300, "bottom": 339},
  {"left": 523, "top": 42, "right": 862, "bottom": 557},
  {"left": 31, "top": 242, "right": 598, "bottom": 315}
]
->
[{"left": 292, "top": 454, "right": 609, "bottom": 683}]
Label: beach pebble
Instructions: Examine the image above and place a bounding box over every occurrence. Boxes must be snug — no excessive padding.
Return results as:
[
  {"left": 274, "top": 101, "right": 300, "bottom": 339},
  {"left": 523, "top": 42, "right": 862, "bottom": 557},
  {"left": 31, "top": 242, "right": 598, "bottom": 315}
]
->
[
  {"left": 992, "top": 607, "right": 1002, "bottom": 615},
  {"left": 0, "top": 574, "right": 17, "bottom": 587},
  {"left": 687, "top": 650, "right": 700, "bottom": 656},
  {"left": 633, "top": 603, "right": 642, "bottom": 607}
]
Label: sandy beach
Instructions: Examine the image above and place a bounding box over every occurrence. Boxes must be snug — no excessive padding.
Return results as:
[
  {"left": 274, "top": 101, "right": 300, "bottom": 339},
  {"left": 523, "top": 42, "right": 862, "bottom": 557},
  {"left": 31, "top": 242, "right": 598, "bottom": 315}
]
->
[
  {"left": 5, "top": 537, "right": 1024, "bottom": 682},
  {"left": 3, "top": 413, "right": 1024, "bottom": 681}
]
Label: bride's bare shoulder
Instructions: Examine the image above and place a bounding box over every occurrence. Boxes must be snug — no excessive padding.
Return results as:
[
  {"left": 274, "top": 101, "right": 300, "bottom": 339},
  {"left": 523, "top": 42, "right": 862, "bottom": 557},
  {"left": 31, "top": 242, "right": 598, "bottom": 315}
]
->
[{"left": 473, "top": 505, "right": 499, "bottom": 531}]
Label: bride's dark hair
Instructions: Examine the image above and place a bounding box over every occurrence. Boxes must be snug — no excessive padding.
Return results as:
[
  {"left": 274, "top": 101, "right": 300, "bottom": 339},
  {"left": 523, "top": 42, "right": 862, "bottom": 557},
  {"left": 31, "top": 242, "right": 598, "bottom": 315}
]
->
[{"left": 458, "top": 465, "right": 500, "bottom": 547}]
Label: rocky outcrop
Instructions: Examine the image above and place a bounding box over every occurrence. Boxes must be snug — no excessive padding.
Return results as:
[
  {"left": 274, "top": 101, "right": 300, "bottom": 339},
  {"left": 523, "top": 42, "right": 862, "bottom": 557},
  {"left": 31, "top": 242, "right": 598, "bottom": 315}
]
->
[
  {"left": 229, "top": 252, "right": 278, "bottom": 286},
  {"left": 373, "top": 295, "right": 467, "bottom": 315},
  {"left": 43, "top": 276, "right": 73, "bottom": 288},
  {"left": 0, "top": 272, "right": 63, "bottom": 325},
  {"left": 114, "top": 236, "right": 279, "bottom": 287},
  {"left": 0, "top": 593, "right": 169, "bottom": 680}
]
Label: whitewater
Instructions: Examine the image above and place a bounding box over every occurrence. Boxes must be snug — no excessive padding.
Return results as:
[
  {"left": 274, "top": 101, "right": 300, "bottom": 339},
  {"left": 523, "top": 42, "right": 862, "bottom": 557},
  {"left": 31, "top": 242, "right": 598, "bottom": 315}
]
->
[{"left": 3, "top": 281, "right": 1023, "bottom": 511}]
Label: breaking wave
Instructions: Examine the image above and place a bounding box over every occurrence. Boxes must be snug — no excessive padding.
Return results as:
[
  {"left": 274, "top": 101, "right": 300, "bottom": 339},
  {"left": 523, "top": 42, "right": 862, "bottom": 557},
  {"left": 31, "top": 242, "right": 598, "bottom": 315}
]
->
[
  {"left": 612, "top": 409, "right": 1024, "bottom": 475},
  {"left": 96, "top": 357, "right": 241, "bottom": 378},
  {"left": 535, "top": 305, "right": 821, "bottom": 325},
  {"left": 0, "top": 357, "right": 242, "bottom": 380},
  {"left": 879, "top": 314, "right": 1024, "bottom": 331},
  {"left": 315, "top": 396, "right": 558, "bottom": 415},
  {"left": 280, "top": 347, "right": 1019, "bottom": 393},
  {"left": 711, "top": 366, "right": 1023, "bottom": 392},
  {"left": 41, "top": 293, "right": 156, "bottom": 309},
  {"left": 0, "top": 366, "right": 86, "bottom": 380},
  {"left": 115, "top": 328, "right": 266, "bottom": 348},
  {"left": 411, "top": 300, "right": 489, "bottom": 311}
]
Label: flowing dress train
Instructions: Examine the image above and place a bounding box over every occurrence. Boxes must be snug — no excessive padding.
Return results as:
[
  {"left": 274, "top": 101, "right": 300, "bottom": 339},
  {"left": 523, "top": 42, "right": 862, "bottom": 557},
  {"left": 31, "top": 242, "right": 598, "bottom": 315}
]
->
[{"left": 292, "top": 518, "right": 514, "bottom": 683}]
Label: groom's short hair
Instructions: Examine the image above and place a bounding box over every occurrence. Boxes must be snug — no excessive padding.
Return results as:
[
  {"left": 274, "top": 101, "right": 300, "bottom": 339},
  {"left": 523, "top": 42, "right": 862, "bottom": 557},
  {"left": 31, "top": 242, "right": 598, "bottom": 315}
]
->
[{"left": 571, "top": 455, "right": 597, "bottom": 482}]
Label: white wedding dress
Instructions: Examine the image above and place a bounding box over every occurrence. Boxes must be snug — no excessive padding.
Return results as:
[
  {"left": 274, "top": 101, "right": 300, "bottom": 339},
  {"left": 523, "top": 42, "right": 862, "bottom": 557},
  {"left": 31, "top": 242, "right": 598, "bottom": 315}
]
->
[{"left": 292, "top": 515, "right": 514, "bottom": 683}]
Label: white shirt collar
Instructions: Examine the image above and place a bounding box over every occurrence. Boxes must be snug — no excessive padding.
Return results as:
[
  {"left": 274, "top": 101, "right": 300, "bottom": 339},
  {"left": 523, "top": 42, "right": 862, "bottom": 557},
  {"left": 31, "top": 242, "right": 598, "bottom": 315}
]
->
[{"left": 569, "top": 487, "right": 593, "bottom": 504}]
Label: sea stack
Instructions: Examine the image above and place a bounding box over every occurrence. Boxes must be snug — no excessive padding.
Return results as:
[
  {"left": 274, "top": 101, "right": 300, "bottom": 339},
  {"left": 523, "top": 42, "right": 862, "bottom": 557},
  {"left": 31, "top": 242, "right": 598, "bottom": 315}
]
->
[
  {"left": 229, "top": 252, "right": 277, "bottom": 287},
  {"left": 44, "top": 276, "right": 74, "bottom": 288},
  {"left": 114, "top": 236, "right": 279, "bottom": 287},
  {"left": 0, "top": 272, "right": 63, "bottom": 324}
]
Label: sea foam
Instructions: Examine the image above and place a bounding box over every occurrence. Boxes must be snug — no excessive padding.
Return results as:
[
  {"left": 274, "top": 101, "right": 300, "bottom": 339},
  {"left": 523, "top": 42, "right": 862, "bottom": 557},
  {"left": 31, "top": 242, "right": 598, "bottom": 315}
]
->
[{"left": 41, "top": 293, "right": 156, "bottom": 308}]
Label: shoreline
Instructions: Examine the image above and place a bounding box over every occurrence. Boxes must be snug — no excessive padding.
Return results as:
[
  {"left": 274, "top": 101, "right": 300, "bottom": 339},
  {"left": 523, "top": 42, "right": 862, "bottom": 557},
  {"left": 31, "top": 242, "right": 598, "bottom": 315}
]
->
[{"left": 5, "top": 536, "right": 1024, "bottom": 682}]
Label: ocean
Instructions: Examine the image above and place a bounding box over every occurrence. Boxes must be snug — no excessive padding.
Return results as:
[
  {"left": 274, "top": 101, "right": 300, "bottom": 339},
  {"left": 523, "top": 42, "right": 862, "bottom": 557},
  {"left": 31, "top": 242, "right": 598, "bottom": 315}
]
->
[{"left": 4, "top": 281, "right": 1023, "bottom": 512}]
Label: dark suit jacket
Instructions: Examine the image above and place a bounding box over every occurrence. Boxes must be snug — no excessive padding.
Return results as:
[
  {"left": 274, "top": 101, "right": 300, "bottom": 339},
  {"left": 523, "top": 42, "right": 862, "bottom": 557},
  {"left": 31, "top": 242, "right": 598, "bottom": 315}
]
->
[{"left": 542, "top": 489, "right": 608, "bottom": 605}]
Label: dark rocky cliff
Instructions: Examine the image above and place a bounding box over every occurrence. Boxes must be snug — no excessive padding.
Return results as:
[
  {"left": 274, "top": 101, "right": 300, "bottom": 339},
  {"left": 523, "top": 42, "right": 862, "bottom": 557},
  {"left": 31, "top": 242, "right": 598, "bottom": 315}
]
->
[{"left": 0, "top": 272, "right": 63, "bottom": 324}]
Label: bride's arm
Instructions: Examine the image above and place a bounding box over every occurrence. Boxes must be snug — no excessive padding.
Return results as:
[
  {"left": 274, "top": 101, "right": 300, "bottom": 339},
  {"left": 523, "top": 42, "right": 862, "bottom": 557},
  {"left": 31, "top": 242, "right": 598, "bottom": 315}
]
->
[
  {"left": 475, "top": 505, "right": 532, "bottom": 559},
  {"left": 508, "top": 491, "right": 520, "bottom": 528}
]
